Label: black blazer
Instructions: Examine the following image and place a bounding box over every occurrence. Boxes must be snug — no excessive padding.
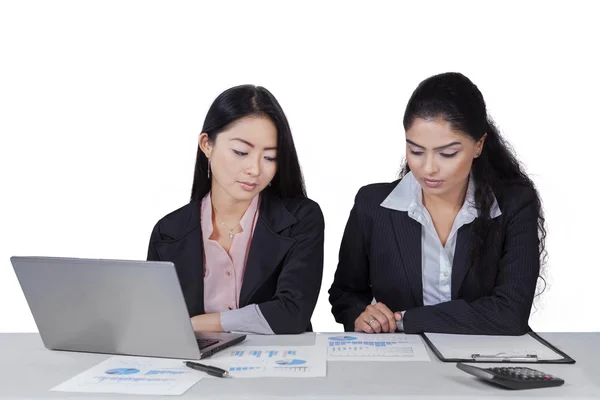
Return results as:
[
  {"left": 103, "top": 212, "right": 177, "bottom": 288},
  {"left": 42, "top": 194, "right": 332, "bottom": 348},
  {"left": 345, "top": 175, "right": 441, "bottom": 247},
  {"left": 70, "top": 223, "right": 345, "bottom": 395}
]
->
[
  {"left": 147, "top": 191, "right": 325, "bottom": 334},
  {"left": 329, "top": 180, "right": 541, "bottom": 335}
]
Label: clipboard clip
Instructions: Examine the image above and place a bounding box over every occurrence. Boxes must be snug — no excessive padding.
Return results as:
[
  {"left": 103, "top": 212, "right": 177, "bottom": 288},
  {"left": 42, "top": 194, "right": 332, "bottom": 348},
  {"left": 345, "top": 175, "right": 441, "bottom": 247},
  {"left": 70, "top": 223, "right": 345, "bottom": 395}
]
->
[{"left": 471, "top": 353, "right": 538, "bottom": 362}]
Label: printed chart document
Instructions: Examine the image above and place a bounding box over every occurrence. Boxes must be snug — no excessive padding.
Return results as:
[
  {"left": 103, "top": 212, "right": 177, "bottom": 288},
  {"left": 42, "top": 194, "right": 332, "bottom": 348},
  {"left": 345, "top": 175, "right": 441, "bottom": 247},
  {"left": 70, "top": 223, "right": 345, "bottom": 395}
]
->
[
  {"left": 317, "top": 333, "right": 431, "bottom": 362},
  {"left": 203, "top": 345, "right": 327, "bottom": 378},
  {"left": 51, "top": 356, "right": 201, "bottom": 395}
]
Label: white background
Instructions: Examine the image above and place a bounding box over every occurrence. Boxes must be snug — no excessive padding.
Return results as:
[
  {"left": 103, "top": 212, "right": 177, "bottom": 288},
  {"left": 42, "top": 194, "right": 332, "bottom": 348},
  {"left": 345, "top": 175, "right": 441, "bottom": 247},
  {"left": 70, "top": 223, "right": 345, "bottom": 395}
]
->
[{"left": 1, "top": 0, "right": 599, "bottom": 333}]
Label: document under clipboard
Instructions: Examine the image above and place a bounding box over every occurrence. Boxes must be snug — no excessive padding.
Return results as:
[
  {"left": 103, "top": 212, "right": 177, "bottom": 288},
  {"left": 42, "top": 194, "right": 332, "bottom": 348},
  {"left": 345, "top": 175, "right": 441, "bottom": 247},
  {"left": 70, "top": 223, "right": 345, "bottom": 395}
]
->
[{"left": 421, "top": 331, "right": 576, "bottom": 364}]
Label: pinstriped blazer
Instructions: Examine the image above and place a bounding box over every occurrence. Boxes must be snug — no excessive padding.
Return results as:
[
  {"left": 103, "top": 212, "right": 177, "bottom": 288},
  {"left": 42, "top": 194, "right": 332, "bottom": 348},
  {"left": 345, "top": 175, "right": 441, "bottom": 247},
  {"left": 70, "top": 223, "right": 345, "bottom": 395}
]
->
[{"left": 328, "top": 180, "right": 541, "bottom": 335}]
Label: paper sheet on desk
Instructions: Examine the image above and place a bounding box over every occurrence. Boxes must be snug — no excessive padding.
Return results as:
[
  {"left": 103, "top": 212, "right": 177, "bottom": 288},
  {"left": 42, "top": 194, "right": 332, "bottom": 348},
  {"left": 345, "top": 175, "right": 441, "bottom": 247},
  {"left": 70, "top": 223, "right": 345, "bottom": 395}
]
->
[
  {"left": 317, "top": 333, "right": 431, "bottom": 361},
  {"left": 51, "top": 356, "right": 201, "bottom": 395},
  {"left": 424, "top": 333, "right": 564, "bottom": 360},
  {"left": 202, "top": 345, "right": 327, "bottom": 378}
]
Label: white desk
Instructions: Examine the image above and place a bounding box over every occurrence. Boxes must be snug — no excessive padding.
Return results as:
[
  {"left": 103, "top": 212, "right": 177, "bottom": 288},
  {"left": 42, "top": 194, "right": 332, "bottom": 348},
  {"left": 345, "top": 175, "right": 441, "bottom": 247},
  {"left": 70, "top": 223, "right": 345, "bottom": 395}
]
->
[{"left": 0, "top": 332, "right": 598, "bottom": 399}]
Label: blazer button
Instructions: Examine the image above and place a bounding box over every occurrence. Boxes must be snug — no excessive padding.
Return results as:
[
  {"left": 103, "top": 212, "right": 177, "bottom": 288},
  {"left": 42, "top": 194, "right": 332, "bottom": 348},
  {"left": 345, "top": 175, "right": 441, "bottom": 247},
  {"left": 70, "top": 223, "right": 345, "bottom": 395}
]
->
[{"left": 225, "top": 271, "right": 231, "bottom": 277}]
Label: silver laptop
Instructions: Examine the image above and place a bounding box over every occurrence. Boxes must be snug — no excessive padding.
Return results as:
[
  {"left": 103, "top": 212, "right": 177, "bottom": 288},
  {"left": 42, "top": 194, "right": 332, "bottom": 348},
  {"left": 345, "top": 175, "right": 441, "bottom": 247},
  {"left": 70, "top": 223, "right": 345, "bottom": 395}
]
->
[{"left": 10, "top": 256, "right": 246, "bottom": 359}]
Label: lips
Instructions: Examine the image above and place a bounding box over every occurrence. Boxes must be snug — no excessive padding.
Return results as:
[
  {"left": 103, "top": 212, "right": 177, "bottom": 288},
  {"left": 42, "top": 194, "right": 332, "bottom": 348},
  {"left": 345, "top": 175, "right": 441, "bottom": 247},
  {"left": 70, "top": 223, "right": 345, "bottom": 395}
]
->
[
  {"left": 239, "top": 181, "right": 258, "bottom": 191},
  {"left": 423, "top": 178, "right": 444, "bottom": 188}
]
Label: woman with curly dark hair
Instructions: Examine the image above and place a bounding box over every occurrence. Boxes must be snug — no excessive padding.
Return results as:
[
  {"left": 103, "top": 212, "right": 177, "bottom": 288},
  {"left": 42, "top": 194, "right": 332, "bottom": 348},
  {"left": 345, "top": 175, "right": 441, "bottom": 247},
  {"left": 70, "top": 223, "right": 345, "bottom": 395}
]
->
[{"left": 329, "top": 72, "right": 546, "bottom": 335}]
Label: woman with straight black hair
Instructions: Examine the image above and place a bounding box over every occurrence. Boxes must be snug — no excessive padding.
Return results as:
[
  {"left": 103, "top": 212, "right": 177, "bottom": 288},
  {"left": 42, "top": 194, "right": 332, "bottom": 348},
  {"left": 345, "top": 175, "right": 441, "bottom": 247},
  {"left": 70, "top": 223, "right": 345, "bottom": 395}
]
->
[
  {"left": 148, "top": 85, "right": 324, "bottom": 334},
  {"left": 329, "top": 72, "right": 546, "bottom": 335}
]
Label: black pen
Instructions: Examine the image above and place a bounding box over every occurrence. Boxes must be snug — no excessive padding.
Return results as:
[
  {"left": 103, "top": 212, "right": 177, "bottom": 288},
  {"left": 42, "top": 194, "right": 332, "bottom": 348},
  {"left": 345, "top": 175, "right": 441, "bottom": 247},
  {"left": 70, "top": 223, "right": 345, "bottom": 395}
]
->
[{"left": 183, "top": 361, "right": 230, "bottom": 378}]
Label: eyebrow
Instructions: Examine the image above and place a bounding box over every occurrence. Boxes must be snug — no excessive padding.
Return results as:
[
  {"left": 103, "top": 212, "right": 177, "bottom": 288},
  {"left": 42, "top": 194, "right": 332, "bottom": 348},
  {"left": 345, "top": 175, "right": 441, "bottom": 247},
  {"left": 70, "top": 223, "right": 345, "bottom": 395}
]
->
[
  {"left": 230, "top": 138, "right": 277, "bottom": 151},
  {"left": 406, "top": 139, "right": 462, "bottom": 151}
]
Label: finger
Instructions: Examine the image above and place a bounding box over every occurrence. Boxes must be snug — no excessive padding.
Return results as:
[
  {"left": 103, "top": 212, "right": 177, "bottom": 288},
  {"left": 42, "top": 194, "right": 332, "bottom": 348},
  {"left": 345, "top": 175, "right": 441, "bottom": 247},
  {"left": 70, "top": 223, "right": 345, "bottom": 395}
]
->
[
  {"left": 366, "top": 305, "right": 389, "bottom": 332},
  {"left": 356, "top": 320, "right": 373, "bottom": 333},
  {"left": 394, "top": 312, "right": 403, "bottom": 321},
  {"left": 365, "top": 315, "right": 382, "bottom": 333},
  {"left": 374, "top": 302, "right": 396, "bottom": 332},
  {"left": 359, "top": 311, "right": 378, "bottom": 333},
  {"left": 359, "top": 320, "right": 374, "bottom": 333},
  {"left": 354, "top": 313, "right": 373, "bottom": 333}
]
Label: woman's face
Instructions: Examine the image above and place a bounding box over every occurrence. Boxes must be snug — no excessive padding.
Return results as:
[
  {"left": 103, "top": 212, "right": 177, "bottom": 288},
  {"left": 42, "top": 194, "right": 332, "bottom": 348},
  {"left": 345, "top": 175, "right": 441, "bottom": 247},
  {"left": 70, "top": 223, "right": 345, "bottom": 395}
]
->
[
  {"left": 200, "top": 116, "right": 278, "bottom": 202},
  {"left": 405, "top": 118, "right": 485, "bottom": 198}
]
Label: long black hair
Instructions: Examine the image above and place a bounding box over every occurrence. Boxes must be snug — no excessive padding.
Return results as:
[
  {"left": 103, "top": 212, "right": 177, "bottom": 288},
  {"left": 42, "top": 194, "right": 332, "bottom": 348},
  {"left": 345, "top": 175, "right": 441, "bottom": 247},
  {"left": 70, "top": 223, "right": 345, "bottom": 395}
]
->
[
  {"left": 191, "top": 85, "right": 306, "bottom": 202},
  {"left": 401, "top": 72, "right": 547, "bottom": 295}
]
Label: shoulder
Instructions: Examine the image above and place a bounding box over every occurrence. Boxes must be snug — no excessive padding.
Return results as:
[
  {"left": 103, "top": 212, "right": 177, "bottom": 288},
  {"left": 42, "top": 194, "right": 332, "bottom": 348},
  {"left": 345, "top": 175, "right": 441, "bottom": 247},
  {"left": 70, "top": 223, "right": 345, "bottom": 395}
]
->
[
  {"left": 495, "top": 184, "right": 540, "bottom": 221},
  {"left": 280, "top": 195, "right": 323, "bottom": 220},
  {"left": 255, "top": 192, "right": 325, "bottom": 241},
  {"left": 496, "top": 185, "right": 543, "bottom": 225},
  {"left": 353, "top": 180, "right": 401, "bottom": 210},
  {"left": 265, "top": 193, "right": 324, "bottom": 231},
  {"left": 150, "top": 201, "right": 200, "bottom": 242}
]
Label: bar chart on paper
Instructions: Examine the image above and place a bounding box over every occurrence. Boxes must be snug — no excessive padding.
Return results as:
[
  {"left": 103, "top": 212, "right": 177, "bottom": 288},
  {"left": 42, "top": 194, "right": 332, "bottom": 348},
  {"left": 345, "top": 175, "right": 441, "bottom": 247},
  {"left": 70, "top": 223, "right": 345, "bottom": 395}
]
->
[
  {"left": 317, "top": 334, "right": 431, "bottom": 362},
  {"left": 205, "top": 346, "right": 326, "bottom": 378}
]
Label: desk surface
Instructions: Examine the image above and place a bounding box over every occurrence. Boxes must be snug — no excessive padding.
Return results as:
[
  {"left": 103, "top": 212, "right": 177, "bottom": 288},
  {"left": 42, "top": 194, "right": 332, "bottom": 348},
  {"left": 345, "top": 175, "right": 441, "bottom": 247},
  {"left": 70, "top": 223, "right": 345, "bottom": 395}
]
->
[{"left": 0, "top": 332, "right": 598, "bottom": 399}]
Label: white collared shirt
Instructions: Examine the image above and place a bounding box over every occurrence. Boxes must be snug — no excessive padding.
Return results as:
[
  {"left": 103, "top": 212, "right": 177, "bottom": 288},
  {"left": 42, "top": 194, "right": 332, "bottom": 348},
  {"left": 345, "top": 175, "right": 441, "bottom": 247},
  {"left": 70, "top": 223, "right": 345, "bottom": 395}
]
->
[{"left": 379, "top": 172, "right": 502, "bottom": 329}]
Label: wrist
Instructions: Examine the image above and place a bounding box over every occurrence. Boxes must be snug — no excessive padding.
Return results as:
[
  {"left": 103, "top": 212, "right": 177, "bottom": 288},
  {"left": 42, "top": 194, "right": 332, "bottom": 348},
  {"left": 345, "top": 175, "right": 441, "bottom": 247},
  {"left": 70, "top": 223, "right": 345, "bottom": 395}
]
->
[
  {"left": 191, "top": 313, "right": 223, "bottom": 332},
  {"left": 396, "top": 310, "right": 406, "bottom": 331}
]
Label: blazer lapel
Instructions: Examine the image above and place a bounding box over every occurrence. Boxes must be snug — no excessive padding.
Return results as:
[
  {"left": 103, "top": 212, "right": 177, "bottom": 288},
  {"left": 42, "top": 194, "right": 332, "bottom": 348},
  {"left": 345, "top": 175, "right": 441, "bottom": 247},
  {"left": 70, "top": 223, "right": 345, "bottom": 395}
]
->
[
  {"left": 451, "top": 223, "right": 474, "bottom": 299},
  {"left": 154, "top": 201, "right": 206, "bottom": 316},
  {"left": 390, "top": 211, "right": 424, "bottom": 307},
  {"left": 239, "top": 193, "right": 296, "bottom": 307},
  {"left": 185, "top": 227, "right": 205, "bottom": 314}
]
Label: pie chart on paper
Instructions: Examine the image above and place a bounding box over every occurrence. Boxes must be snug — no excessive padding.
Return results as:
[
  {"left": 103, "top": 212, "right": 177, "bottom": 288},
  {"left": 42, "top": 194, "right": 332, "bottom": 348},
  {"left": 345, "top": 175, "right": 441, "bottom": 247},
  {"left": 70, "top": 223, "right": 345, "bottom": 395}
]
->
[
  {"left": 104, "top": 368, "right": 140, "bottom": 375},
  {"left": 275, "top": 359, "right": 307, "bottom": 366},
  {"left": 327, "top": 336, "right": 357, "bottom": 341}
]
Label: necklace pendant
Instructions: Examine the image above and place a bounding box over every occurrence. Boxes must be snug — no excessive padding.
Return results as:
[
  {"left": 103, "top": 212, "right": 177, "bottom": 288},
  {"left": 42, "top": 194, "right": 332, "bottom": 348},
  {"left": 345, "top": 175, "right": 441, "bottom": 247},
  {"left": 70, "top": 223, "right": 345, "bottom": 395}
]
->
[{"left": 228, "top": 231, "right": 234, "bottom": 239}]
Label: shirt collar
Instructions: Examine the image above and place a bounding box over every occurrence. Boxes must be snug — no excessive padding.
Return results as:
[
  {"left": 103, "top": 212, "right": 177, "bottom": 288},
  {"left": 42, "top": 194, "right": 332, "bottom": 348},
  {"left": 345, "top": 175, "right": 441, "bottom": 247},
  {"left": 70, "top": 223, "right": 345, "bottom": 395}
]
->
[{"left": 380, "top": 171, "right": 502, "bottom": 219}]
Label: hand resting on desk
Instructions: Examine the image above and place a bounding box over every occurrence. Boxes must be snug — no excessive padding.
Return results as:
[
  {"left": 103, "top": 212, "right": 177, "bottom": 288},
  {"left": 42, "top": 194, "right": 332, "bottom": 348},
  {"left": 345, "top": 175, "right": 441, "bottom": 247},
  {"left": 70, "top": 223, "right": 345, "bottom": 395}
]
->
[{"left": 354, "top": 302, "right": 403, "bottom": 333}]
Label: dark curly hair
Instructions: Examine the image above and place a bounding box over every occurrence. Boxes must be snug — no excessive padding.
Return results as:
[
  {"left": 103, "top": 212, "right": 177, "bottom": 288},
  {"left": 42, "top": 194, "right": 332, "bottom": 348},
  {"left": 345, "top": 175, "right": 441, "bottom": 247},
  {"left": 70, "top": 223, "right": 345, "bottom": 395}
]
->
[{"left": 400, "top": 72, "right": 547, "bottom": 297}]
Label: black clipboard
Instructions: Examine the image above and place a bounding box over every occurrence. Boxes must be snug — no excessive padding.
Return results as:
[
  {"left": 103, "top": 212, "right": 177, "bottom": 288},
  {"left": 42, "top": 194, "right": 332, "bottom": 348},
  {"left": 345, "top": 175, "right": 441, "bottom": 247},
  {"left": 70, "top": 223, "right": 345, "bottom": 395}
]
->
[{"left": 421, "top": 331, "right": 576, "bottom": 364}]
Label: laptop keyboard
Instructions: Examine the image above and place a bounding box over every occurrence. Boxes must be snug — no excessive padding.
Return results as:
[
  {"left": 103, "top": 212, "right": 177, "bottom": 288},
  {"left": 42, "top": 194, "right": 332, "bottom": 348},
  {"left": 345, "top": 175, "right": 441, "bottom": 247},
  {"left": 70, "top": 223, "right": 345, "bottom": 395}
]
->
[{"left": 196, "top": 338, "right": 219, "bottom": 349}]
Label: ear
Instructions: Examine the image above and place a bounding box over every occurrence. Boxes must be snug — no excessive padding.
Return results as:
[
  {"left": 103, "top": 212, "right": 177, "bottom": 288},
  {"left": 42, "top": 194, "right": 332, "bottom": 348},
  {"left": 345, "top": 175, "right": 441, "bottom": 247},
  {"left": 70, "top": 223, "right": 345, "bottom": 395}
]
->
[
  {"left": 199, "top": 133, "right": 212, "bottom": 159},
  {"left": 475, "top": 133, "right": 487, "bottom": 158}
]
